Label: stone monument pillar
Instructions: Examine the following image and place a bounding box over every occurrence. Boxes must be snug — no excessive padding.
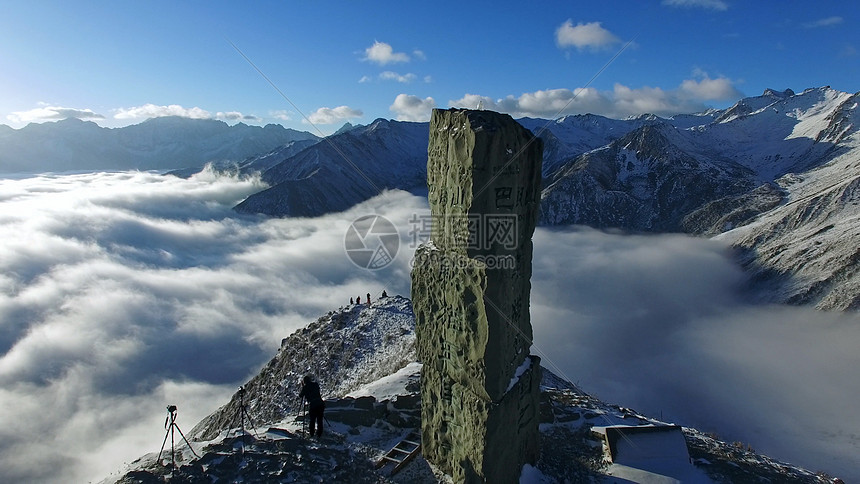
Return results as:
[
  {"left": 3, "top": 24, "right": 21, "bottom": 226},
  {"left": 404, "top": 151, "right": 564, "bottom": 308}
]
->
[{"left": 411, "top": 108, "right": 543, "bottom": 483}]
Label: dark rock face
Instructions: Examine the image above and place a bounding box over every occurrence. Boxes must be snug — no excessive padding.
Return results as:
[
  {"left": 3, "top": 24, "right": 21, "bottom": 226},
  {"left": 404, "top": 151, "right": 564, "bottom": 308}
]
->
[
  {"left": 539, "top": 123, "right": 759, "bottom": 232},
  {"left": 411, "top": 109, "right": 543, "bottom": 483},
  {"left": 234, "top": 119, "right": 429, "bottom": 217}
]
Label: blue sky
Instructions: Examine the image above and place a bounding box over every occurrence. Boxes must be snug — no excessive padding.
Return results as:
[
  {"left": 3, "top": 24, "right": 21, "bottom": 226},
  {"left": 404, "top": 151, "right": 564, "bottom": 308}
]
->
[{"left": 1, "top": 0, "right": 856, "bottom": 134}]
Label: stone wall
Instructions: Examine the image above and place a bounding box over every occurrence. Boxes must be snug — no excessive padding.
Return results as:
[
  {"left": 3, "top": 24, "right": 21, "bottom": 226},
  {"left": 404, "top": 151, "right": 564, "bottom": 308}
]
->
[{"left": 411, "top": 108, "right": 543, "bottom": 483}]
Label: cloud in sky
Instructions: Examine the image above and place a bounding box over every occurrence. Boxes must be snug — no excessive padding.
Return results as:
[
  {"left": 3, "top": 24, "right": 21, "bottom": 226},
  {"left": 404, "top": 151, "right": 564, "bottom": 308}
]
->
[
  {"left": 379, "top": 71, "right": 417, "bottom": 83},
  {"left": 679, "top": 74, "right": 743, "bottom": 100},
  {"left": 114, "top": 103, "right": 212, "bottom": 120},
  {"left": 661, "top": 0, "right": 729, "bottom": 11},
  {"left": 270, "top": 110, "right": 292, "bottom": 121},
  {"left": 362, "top": 41, "right": 410, "bottom": 65},
  {"left": 449, "top": 74, "right": 742, "bottom": 119},
  {"left": 361, "top": 72, "right": 431, "bottom": 84},
  {"left": 389, "top": 94, "right": 436, "bottom": 122},
  {"left": 803, "top": 16, "right": 843, "bottom": 28},
  {"left": 305, "top": 105, "right": 363, "bottom": 125},
  {"left": 2, "top": 173, "right": 857, "bottom": 482},
  {"left": 6, "top": 105, "right": 105, "bottom": 124},
  {"left": 216, "top": 111, "right": 262, "bottom": 122},
  {"left": 555, "top": 20, "right": 620, "bottom": 51}
]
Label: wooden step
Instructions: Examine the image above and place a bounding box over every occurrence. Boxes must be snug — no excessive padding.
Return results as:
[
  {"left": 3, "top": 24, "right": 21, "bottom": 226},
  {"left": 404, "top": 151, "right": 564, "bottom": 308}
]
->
[{"left": 375, "top": 431, "right": 422, "bottom": 475}]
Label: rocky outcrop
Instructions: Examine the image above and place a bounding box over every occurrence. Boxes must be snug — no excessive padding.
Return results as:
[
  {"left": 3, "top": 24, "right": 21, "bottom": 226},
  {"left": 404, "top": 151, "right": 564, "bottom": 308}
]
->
[
  {"left": 190, "top": 296, "right": 416, "bottom": 441},
  {"left": 411, "top": 108, "right": 543, "bottom": 483}
]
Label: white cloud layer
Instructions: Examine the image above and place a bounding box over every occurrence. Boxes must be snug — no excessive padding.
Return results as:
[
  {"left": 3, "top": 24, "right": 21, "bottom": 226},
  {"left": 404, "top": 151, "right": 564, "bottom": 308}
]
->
[
  {"left": 0, "top": 171, "right": 423, "bottom": 483},
  {"left": 7, "top": 105, "right": 105, "bottom": 124},
  {"left": 389, "top": 94, "right": 436, "bottom": 122},
  {"left": 1, "top": 173, "right": 857, "bottom": 482},
  {"left": 450, "top": 75, "right": 742, "bottom": 119},
  {"left": 555, "top": 20, "right": 620, "bottom": 51},
  {"left": 362, "top": 41, "right": 410, "bottom": 65},
  {"left": 529, "top": 228, "right": 860, "bottom": 481},
  {"left": 661, "top": 0, "right": 729, "bottom": 10},
  {"left": 305, "top": 105, "right": 363, "bottom": 125}
]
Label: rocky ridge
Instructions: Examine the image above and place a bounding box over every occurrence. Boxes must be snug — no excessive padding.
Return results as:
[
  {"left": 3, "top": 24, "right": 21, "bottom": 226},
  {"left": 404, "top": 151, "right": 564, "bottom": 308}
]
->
[{"left": 108, "top": 299, "right": 841, "bottom": 483}]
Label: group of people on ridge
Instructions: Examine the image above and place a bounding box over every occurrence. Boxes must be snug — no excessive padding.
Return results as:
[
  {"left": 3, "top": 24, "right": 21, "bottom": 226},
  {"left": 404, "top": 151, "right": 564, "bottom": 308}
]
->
[{"left": 349, "top": 289, "right": 387, "bottom": 306}]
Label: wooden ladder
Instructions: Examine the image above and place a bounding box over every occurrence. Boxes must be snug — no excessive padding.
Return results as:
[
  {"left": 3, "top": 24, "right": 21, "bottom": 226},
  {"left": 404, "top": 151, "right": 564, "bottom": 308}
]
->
[{"left": 375, "top": 431, "right": 421, "bottom": 475}]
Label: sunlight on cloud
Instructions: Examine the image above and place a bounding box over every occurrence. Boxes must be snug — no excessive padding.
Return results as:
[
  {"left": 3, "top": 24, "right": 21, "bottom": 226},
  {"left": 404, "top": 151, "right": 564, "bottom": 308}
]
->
[
  {"left": 362, "top": 41, "right": 410, "bottom": 65},
  {"left": 389, "top": 94, "right": 436, "bottom": 122},
  {"left": 305, "top": 105, "right": 363, "bottom": 125},
  {"left": 114, "top": 103, "right": 212, "bottom": 120},
  {"left": 7, "top": 105, "right": 105, "bottom": 124}
]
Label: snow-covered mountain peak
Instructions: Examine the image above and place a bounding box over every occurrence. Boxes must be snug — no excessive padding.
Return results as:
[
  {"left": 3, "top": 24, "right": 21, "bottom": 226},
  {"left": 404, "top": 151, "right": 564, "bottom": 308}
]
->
[{"left": 762, "top": 87, "right": 795, "bottom": 98}]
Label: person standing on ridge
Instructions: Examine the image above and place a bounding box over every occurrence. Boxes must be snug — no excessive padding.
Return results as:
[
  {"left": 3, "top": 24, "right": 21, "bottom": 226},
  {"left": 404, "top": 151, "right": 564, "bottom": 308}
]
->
[
  {"left": 299, "top": 375, "right": 325, "bottom": 438},
  {"left": 357, "top": 295, "right": 361, "bottom": 305},
  {"left": 366, "top": 292, "right": 371, "bottom": 306}
]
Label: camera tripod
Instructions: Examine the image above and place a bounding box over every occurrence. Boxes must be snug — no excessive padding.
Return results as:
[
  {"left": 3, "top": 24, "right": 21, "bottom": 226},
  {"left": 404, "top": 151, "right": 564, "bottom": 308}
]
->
[
  {"left": 233, "top": 385, "right": 260, "bottom": 454},
  {"left": 158, "top": 405, "right": 200, "bottom": 469}
]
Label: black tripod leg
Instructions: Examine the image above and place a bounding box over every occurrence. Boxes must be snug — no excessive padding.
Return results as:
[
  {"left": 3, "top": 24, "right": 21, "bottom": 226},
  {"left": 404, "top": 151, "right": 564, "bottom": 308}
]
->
[
  {"left": 158, "top": 428, "right": 171, "bottom": 463},
  {"left": 174, "top": 424, "right": 201, "bottom": 458},
  {"left": 243, "top": 407, "right": 261, "bottom": 439}
]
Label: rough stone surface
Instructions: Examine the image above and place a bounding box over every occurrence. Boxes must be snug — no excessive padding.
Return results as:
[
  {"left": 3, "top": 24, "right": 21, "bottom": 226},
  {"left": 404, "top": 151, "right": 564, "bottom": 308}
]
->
[{"left": 411, "top": 108, "right": 543, "bottom": 483}]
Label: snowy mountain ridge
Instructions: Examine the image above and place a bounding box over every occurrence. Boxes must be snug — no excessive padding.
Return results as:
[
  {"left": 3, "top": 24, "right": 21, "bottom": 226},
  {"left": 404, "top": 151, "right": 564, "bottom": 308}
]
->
[
  {"left": 108, "top": 296, "right": 842, "bottom": 483},
  {"left": 228, "top": 86, "right": 860, "bottom": 309}
]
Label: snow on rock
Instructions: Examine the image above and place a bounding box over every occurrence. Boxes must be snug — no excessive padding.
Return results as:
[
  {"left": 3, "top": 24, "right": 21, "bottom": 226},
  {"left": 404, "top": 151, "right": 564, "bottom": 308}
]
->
[
  {"left": 347, "top": 362, "right": 421, "bottom": 401},
  {"left": 189, "top": 295, "right": 416, "bottom": 441}
]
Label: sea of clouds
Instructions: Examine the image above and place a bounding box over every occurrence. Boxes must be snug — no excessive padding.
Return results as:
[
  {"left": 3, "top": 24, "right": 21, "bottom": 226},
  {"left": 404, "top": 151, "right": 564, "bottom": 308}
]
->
[{"left": 0, "top": 170, "right": 857, "bottom": 482}]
